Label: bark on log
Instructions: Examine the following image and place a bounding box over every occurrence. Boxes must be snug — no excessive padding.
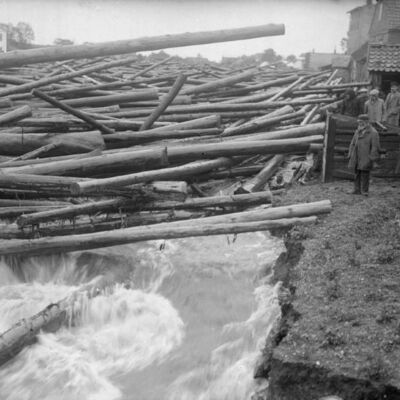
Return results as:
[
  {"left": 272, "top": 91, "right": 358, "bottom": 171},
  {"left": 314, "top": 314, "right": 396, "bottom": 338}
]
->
[
  {"left": 71, "top": 157, "right": 233, "bottom": 194},
  {"left": 140, "top": 74, "right": 187, "bottom": 130},
  {"left": 0, "top": 131, "right": 105, "bottom": 157},
  {"left": 0, "top": 144, "right": 59, "bottom": 167},
  {"left": 0, "top": 55, "right": 141, "bottom": 97},
  {"left": 0, "top": 24, "right": 285, "bottom": 68},
  {"left": 221, "top": 109, "right": 306, "bottom": 137},
  {"left": 3, "top": 147, "right": 169, "bottom": 177},
  {"left": 32, "top": 89, "right": 115, "bottom": 135},
  {"left": 181, "top": 69, "right": 256, "bottom": 95},
  {"left": 0, "top": 216, "right": 317, "bottom": 257},
  {"left": 241, "top": 154, "right": 285, "bottom": 192},
  {"left": 0, "top": 105, "right": 32, "bottom": 126},
  {"left": 58, "top": 90, "right": 159, "bottom": 108}
]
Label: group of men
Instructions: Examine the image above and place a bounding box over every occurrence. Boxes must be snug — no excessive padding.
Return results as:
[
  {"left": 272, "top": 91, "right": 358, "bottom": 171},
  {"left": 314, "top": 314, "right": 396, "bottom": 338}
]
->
[
  {"left": 340, "top": 82, "right": 400, "bottom": 196},
  {"left": 341, "top": 81, "right": 400, "bottom": 126}
]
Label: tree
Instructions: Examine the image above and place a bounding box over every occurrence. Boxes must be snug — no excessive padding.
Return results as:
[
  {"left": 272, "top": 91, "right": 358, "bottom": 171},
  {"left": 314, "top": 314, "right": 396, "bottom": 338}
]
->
[
  {"left": 0, "top": 22, "right": 34, "bottom": 45},
  {"left": 286, "top": 54, "right": 297, "bottom": 64},
  {"left": 54, "top": 38, "right": 74, "bottom": 46}
]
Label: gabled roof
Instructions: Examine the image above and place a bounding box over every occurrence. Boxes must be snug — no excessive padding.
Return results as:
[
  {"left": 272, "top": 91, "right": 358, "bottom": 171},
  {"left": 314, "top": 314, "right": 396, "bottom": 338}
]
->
[{"left": 368, "top": 43, "right": 400, "bottom": 72}]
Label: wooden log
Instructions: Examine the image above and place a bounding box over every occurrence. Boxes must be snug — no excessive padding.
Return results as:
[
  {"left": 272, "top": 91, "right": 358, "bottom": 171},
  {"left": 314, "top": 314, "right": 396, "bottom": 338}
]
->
[
  {"left": 143, "top": 191, "right": 273, "bottom": 210},
  {"left": 71, "top": 157, "right": 234, "bottom": 194},
  {"left": 58, "top": 90, "right": 159, "bottom": 108},
  {"left": 105, "top": 115, "right": 220, "bottom": 147},
  {"left": 221, "top": 109, "right": 306, "bottom": 137},
  {"left": 3, "top": 147, "right": 169, "bottom": 177},
  {"left": 228, "top": 123, "right": 326, "bottom": 142},
  {"left": 140, "top": 74, "right": 187, "bottom": 130},
  {"left": 165, "top": 135, "right": 323, "bottom": 164},
  {"left": 242, "top": 154, "right": 285, "bottom": 192},
  {"left": 17, "top": 197, "right": 131, "bottom": 227},
  {"left": 0, "top": 216, "right": 317, "bottom": 257},
  {"left": 0, "top": 105, "right": 32, "bottom": 126},
  {"left": 268, "top": 76, "right": 305, "bottom": 101},
  {"left": 0, "top": 55, "right": 142, "bottom": 97},
  {"left": 0, "top": 143, "right": 59, "bottom": 167},
  {"left": 0, "top": 98, "right": 13, "bottom": 108},
  {"left": 0, "top": 275, "right": 113, "bottom": 367},
  {"left": 32, "top": 89, "right": 115, "bottom": 135},
  {"left": 0, "top": 131, "right": 105, "bottom": 157},
  {"left": 0, "top": 24, "right": 285, "bottom": 68},
  {"left": 181, "top": 69, "right": 256, "bottom": 95}
]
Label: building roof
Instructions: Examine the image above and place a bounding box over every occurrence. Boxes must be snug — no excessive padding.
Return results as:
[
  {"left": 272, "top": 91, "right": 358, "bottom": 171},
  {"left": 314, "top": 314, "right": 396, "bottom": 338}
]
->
[
  {"left": 368, "top": 43, "right": 400, "bottom": 71},
  {"left": 332, "top": 55, "right": 351, "bottom": 69}
]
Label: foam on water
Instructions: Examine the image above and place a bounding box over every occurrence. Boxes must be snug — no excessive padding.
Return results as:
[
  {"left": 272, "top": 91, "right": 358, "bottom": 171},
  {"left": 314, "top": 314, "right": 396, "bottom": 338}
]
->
[{"left": 0, "top": 232, "right": 283, "bottom": 400}]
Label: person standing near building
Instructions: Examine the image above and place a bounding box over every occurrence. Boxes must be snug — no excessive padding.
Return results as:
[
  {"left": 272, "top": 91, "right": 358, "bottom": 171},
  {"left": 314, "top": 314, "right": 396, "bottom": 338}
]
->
[
  {"left": 339, "top": 89, "right": 359, "bottom": 117},
  {"left": 364, "top": 89, "right": 385, "bottom": 123},
  {"left": 384, "top": 82, "right": 400, "bottom": 126},
  {"left": 356, "top": 88, "right": 369, "bottom": 115},
  {"left": 348, "top": 114, "right": 380, "bottom": 196}
]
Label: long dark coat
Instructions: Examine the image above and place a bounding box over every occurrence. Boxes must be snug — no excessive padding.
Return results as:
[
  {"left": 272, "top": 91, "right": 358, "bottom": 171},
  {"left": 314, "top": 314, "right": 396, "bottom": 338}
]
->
[{"left": 348, "top": 125, "right": 380, "bottom": 171}]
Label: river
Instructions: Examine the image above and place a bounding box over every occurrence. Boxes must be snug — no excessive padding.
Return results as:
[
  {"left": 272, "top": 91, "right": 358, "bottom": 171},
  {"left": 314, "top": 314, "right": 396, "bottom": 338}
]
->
[{"left": 0, "top": 232, "right": 283, "bottom": 400}]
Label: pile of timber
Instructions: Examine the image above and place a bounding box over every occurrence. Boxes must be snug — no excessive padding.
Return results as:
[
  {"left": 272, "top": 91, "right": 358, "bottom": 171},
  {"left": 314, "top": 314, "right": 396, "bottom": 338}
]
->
[{"left": 0, "top": 24, "right": 361, "bottom": 257}]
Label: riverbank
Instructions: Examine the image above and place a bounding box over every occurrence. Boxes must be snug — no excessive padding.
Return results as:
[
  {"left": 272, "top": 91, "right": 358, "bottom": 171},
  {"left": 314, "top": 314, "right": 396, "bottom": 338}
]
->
[{"left": 261, "top": 177, "right": 400, "bottom": 399}]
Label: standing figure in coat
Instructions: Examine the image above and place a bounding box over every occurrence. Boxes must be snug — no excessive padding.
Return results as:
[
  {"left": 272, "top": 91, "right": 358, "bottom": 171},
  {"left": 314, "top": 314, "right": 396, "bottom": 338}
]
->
[
  {"left": 384, "top": 82, "right": 400, "bottom": 126},
  {"left": 348, "top": 114, "right": 380, "bottom": 196},
  {"left": 339, "top": 89, "right": 359, "bottom": 117},
  {"left": 364, "top": 89, "right": 385, "bottom": 123},
  {"left": 356, "top": 88, "right": 369, "bottom": 115}
]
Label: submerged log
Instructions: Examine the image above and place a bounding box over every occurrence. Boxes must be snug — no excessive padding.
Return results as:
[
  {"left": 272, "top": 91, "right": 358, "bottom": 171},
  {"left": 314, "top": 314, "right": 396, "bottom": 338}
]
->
[
  {"left": 0, "top": 24, "right": 285, "bottom": 68},
  {"left": 0, "top": 275, "right": 113, "bottom": 368}
]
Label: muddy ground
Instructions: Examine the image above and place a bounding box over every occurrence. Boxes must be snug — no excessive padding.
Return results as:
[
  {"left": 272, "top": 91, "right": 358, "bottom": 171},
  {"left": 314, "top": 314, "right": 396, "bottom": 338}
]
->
[{"left": 262, "top": 177, "right": 400, "bottom": 400}]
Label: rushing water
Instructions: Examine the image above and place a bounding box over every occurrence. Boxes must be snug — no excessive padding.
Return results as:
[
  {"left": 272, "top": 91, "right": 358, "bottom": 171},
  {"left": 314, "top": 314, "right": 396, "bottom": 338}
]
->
[{"left": 0, "top": 232, "right": 283, "bottom": 400}]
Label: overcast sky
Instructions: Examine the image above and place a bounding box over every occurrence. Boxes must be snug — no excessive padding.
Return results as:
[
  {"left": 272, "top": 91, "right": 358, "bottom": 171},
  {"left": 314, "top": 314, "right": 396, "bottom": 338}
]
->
[{"left": 0, "top": 0, "right": 365, "bottom": 60}]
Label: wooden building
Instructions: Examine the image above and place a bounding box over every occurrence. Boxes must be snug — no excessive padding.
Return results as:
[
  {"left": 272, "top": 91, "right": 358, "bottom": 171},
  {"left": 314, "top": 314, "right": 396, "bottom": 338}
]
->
[{"left": 348, "top": 0, "right": 400, "bottom": 92}]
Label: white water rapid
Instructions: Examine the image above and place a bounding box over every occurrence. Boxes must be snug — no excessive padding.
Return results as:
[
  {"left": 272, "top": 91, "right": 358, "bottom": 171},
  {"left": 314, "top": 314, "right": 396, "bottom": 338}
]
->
[{"left": 0, "top": 232, "right": 283, "bottom": 400}]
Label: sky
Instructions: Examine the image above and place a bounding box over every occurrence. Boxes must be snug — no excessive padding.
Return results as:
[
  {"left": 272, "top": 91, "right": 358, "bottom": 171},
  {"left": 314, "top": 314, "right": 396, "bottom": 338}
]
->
[{"left": 0, "top": 0, "right": 366, "bottom": 61}]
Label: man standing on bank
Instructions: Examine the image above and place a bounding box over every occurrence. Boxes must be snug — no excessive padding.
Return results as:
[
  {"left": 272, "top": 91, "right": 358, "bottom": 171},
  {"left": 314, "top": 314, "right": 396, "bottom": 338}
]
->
[
  {"left": 384, "top": 81, "right": 400, "bottom": 126},
  {"left": 348, "top": 114, "right": 380, "bottom": 196}
]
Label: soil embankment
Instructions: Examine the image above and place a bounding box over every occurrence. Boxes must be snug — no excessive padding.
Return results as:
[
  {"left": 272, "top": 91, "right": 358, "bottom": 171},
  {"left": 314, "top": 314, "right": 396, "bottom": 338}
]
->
[{"left": 261, "top": 178, "right": 400, "bottom": 400}]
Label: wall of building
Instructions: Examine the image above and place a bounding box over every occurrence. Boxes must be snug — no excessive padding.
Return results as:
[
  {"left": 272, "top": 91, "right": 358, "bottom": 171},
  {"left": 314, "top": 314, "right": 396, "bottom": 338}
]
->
[
  {"left": 0, "top": 30, "right": 7, "bottom": 53},
  {"left": 347, "top": 4, "right": 375, "bottom": 55}
]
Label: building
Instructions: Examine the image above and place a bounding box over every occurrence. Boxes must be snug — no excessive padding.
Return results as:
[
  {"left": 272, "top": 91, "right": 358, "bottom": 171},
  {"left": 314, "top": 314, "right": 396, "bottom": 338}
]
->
[{"left": 348, "top": 0, "right": 400, "bottom": 92}]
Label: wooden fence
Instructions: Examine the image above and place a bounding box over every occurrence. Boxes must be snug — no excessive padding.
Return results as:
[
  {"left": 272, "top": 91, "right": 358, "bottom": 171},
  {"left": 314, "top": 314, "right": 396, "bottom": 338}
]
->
[{"left": 322, "top": 114, "right": 400, "bottom": 182}]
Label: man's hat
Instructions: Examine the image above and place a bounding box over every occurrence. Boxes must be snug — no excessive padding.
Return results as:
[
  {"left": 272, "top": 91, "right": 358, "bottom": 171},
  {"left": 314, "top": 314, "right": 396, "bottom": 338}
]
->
[
  {"left": 357, "top": 114, "right": 369, "bottom": 121},
  {"left": 359, "top": 88, "right": 368, "bottom": 93},
  {"left": 390, "top": 81, "right": 399, "bottom": 87},
  {"left": 370, "top": 89, "right": 379, "bottom": 96}
]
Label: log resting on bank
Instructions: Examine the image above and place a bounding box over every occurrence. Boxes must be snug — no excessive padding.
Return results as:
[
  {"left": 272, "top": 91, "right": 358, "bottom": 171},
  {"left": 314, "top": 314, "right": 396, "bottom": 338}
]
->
[{"left": 0, "top": 24, "right": 285, "bottom": 68}]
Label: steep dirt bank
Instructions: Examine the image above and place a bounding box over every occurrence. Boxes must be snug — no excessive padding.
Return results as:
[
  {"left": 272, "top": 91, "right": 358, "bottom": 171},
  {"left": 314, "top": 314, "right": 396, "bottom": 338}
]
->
[{"left": 260, "top": 178, "right": 400, "bottom": 400}]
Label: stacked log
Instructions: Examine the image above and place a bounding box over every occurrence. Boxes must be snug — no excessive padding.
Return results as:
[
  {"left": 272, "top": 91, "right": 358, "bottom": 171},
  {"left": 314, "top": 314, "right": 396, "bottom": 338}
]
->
[{"left": 0, "top": 24, "right": 341, "bottom": 258}]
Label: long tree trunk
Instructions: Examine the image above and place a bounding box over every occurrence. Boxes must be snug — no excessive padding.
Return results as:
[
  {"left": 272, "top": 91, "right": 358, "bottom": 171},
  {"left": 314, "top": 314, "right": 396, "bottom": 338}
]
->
[{"left": 0, "top": 24, "right": 285, "bottom": 68}]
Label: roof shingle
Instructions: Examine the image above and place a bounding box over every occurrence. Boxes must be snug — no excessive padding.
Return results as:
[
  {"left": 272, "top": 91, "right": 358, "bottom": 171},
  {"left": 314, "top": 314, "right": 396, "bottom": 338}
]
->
[{"left": 368, "top": 43, "right": 400, "bottom": 72}]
